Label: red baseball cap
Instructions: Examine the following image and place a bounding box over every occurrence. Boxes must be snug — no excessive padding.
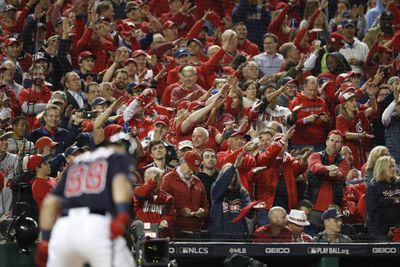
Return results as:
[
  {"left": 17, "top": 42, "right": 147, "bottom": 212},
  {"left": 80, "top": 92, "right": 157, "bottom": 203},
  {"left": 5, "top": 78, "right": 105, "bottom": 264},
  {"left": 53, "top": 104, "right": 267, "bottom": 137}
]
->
[
  {"left": 328, "top": 129, "right": 344, "bottom": 139},
  {"left": 4, "top": 38, "right": 19, "bottom": 46},
  {"left": 35, "top": 137, "right": 58, "bottom": 150},
  {"left": 154, "top": 115, "right": 170, "bottom": 127},
  {"left": 125, "top": 58, "right": 138, "bottom": 66},
  {"left": 104, "top": 124, "right": 123, "bottom": 141},
  {"left": 335, "top": 71, "right": 356, "bottom": 85},
  {"left": 162, "top": 20, "right": 177, "bottom": 30},
  {"left": 182, "top": 150, "right": 202, "bottom": 173},
  {"left": 78, "top": 51, "right": 97, "bottom": 62},
  {"left": 27, "top": 154, "right": 45, "bottom": 172},
  {"left": 132, "top": 49, "right": 149, "bottom": 58},
  {"left": 329, "top": 32, "right": 345, "bottom": 45},
  {"left": 340, "top": 91, "right": 356, "bottom": 104}
]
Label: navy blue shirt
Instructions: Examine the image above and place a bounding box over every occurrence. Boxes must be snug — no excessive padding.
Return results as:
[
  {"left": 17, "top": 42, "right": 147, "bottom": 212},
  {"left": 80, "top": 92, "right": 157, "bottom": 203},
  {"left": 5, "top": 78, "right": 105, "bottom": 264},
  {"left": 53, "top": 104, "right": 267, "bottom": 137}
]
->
[{"left": 52, "top": 147, "right": 134, "bottom": 216}]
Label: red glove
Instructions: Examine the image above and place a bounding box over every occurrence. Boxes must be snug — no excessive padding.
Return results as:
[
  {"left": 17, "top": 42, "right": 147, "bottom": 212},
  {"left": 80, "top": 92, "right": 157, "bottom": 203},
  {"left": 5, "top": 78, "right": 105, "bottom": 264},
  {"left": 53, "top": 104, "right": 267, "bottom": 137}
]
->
[
  {"left": 110, "top": 212, "right": 129, "bottom": 239},
  {"left": 35, "top": 240, "right": 49, "bottom": 267}
]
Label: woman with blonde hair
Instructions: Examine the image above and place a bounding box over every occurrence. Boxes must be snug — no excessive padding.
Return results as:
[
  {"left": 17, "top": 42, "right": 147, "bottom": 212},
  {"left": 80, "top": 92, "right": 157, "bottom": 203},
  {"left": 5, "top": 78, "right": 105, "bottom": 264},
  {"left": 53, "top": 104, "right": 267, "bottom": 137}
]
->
[
  {"left": 336, "top": 87, "right": 377, "bottom": 169},
  {"left": 366, "top": 156, "right": 400, "bottom": 241},
  {"left": 363, "top": 145, "right": 390, "bottom": 185}
]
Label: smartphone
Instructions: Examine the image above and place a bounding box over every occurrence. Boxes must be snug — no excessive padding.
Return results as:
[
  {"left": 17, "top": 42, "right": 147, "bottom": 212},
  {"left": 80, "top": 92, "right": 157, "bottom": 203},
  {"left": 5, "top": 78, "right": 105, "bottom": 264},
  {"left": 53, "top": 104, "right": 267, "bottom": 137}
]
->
[{"left": 82, "top": 111, "right": 97, "bottom": 119}]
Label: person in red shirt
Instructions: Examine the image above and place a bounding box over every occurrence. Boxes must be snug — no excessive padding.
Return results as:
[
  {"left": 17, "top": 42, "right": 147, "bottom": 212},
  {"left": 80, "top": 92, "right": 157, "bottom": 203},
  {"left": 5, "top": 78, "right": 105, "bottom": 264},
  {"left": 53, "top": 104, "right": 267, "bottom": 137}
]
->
[
  {"left": 160, "top": 150, "right": 208, "bottom": 238},
  {"left": 233, "top": 22, "right": 260, "bottom": 57},
  {"left": 288, "top": 75, "right": 331, "bottom": 151},
  {"left": 111, "top": 69, "right": 130, "bottom": 103},
  {"left": 28, "top": 154, "right": 57, "bottom": 209},
  {"left": 132, "top": 166, "right": 176, "bottom": 239},
  {"left": 18, "top": 64, "right": 51, "bottom": 129},
  {"left": 159, "top": 0, "right": 195, "bottom": 37},
  {"left": 170, "top": 66, "right": 207, "bottom": 108},
  {"left": 336, "top": 86, "right": 377, "bottom": 169},
  {"left": 253, "top": 206, "right": 292, "bottom": 242},
  {"left": 217, "top": 130, "right": 257, "bottom": 194},
  {"left": 255, "top": 127, "right": 312, "bottom": 225},
  {"left": 187, "top": 38, "right": 208, "bottom": 64},
  {"left": 306, "top": 130, "right": 350, "bottom": 230}
]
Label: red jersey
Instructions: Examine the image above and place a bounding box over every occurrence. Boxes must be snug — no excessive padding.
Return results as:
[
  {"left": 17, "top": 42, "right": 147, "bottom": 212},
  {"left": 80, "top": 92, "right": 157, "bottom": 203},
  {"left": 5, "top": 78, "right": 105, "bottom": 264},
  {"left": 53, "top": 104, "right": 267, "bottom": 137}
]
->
[
  {"left": 253, "top": 225, "right": 292, "bottom": 242},
  {"left": 32, "top": 177, "right": 58, "bottom": 209}
]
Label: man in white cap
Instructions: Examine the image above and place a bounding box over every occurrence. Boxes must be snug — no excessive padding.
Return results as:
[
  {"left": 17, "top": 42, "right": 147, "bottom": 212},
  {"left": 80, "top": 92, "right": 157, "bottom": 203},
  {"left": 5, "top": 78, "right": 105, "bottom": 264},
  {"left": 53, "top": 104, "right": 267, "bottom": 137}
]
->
[{"left": 286, "top": 209, "right": 312, "bottom": 242}]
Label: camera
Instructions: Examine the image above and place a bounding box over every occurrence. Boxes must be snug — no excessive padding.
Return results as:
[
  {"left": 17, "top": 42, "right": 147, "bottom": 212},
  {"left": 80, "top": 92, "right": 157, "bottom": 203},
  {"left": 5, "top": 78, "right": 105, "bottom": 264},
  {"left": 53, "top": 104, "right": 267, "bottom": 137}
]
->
[{"left": 82, "top": 111, "right": 97, "bottom": 119}]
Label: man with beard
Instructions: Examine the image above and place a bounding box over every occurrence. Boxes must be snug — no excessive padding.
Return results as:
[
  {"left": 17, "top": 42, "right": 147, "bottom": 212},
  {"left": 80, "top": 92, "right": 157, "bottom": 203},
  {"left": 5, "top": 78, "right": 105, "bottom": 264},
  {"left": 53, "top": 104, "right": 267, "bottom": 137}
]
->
[
  {"left": 233, "top": 22, "right": 260, "bottom": 57},
  {"left": 1, "top": 37, "right": 23, "bottom": 84},
  {"left": 187, "top": 38, "right": 207, "bottom": 64},
  {"left": 111, "top": 69, "right": 130, "bottom": 102},
  {"left": 18, "top": 64, "right": 52, "bottom": 129},
  {"left": 339, "top": 19, "right": 369, "bottom": 76},
  {"left": 196, "top": 149, "right": 219, "bottom": 206},
  {"left": 64, "top": 71, "right": 85, "bottom": 110}
]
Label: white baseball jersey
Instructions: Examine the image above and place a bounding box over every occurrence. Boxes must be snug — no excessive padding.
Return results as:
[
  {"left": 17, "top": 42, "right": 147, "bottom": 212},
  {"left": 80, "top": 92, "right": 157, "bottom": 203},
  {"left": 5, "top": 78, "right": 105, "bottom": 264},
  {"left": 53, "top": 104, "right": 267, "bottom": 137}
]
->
[{"left": 0, "top": 152, "right": 22, "bottom": 214}]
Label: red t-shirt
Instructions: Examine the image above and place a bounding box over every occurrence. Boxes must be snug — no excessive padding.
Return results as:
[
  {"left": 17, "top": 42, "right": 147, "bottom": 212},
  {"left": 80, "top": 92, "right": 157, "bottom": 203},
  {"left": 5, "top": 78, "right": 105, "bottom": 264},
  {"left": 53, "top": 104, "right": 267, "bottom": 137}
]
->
[{"left": 32, "top": 177, "right": 58, "bottom": 209}]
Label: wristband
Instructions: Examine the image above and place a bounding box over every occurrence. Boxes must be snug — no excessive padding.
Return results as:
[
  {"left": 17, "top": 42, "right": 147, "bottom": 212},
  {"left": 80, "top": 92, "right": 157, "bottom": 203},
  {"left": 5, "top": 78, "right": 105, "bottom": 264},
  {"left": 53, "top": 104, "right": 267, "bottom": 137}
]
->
[
  {"left": 115, "top": 203, "right": 130, "bottom": 214},
  {"left": 42, "top": 230, "right": 51, "bottom": 241}
]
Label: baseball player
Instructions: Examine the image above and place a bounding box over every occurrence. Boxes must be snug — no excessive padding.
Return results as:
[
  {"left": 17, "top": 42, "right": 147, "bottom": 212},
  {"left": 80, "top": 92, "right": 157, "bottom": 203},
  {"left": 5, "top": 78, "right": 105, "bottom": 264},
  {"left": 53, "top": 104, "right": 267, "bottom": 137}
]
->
[{"left": 35, "top": 133, "right": 136, "bottom": 267}]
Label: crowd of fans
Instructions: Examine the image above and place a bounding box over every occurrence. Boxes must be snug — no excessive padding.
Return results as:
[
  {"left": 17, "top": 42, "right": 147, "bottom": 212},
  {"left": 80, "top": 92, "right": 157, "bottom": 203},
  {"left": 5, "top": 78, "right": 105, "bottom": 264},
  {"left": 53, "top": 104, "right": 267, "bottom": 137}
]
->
[{"left": 0, "top": 0, "right": 400, "bottom": 245}]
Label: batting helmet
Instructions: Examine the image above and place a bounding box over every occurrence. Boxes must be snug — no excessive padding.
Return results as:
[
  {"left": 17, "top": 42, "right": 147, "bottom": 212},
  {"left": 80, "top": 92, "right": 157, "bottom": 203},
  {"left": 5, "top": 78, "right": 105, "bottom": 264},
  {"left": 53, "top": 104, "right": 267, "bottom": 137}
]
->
[{"left": 15, "top": 217, "right": 39, "bottom": 251}]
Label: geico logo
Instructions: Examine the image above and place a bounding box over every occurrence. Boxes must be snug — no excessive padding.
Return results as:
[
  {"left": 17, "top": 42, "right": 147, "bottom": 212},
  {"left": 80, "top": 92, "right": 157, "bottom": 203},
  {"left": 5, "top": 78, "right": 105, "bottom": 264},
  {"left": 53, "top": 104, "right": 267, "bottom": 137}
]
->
[
  {"left": 179, "top": 247, "right": 209, "bottom": 254},
  {"left": 372, "top": 248, "right": 397, "bottom": 254},
  {"left": 265, "top": 248, "right": 290, "bottom": 254},
  {"left": 229, "top": 248, "right": 247, "bottom": 254}
]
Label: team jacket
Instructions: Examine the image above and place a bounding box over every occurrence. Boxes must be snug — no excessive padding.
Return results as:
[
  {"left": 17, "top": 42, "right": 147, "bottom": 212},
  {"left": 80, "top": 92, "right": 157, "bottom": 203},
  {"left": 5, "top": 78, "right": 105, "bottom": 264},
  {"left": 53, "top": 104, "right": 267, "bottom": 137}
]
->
[
  {"left": 160, "top": 169, "right": 209, "bottom": 232},
  {"left": 133, "top": 180, "right": 176, "bottom": 228},
  {"left": 255, "top": 140, "right": 307, "bottom": 210},
  {"left": 288, "top": 93, "right": 330, "bottom": 146},
  {"left": 306, "top": 151, "right": 350, "bottom": 212},
  {"left": 208, "top": 166, "right": 252, "bottom": 240}
]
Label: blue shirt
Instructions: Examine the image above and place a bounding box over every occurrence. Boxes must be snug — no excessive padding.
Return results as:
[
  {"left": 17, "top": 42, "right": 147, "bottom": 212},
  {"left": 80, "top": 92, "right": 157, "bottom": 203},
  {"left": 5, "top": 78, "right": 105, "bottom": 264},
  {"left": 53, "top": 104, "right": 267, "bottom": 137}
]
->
[{"left": 253, "top": 52, "right": 284, "bottom": 76}]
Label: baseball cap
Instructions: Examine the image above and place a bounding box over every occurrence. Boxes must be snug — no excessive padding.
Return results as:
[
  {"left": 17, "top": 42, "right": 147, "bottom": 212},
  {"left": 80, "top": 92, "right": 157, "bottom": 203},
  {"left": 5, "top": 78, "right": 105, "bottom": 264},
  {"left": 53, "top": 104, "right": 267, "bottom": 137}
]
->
[
  {"left": 279, "top": 76, "right": 299, "bottom": 87},
  {"left": 335, "top": 71, "right": 355, "bottom": 85},
  {"left": 342, "top": 19, "right": 355, "bottom": 28},
  {"left": 2, "top": 4, "right": 17, "bottom": 12},
  {"left": 162, "top": 20, "right": 177, "bottom": 30},
  {"left": 388, "top": 76, "right": 400, "bottom": 86},
  {"left": 27, "top": 154, "right": 47, "bottom": 172},
  {"left": 187, "top": 38, "right": 202, "bottom": 47},
  {"left": 0, "top": 129, "right": 12, "bottom": 140},
  {"left": 224, "top": 129, "right": 251, "bottom": 141},
  {"left": 125, "top": 1, "right": 140, "bottom": 12},
  {"left": 175, "top": 48, "right": 189, "bottom": 58},
  {"left": 178, "top": 140, "right": 193, "bottom": 151},
  {"left": 132, "top": 49, "right": 149, "bottom": 58},
  {"left": 35, "top": 137, "right": 58, "bottom": 150},
  {"left": 78, "top": 51, "right": 97, "bottom": 62},
  {"left": 4, "top": 38, "right": 19, "bottom": 46},
  {"left": 125, "top": 58, "right": 137, "bottom": 66},
  {"left": 50, "top": 97, "right": 65, "bottom": 105},
  {"left": 321, "top": 208, "right": 344, "bottom": 220},
  {"left": 55, "top": 17, "right": 64, "bottom": 26},
  {"left": 187, "top": 101, "right": 204, "bottom": 112},
  {"left": 182, "top": 150, "right": 202, "bottom": 173},
  {"left": 340, "top": 91, "right": 356, "bottom": 104},
  {"left": 287, "top": 209, "right": 310, "bottom": 226},
  {"left": 154, "top": 115, "right": 169, "bottom": 127},
  {"left": 91, "top": 97, "right": 110, "bottom": 107},
  {"left": 33, "top": 52, "right": 46, "bottom": 62},
  {"left": 328, "top": 129, "right": 344, "bottom": 139},
  {"left": 64, "top": 145, "right": 84, "bottom": 157},
  {"left": 329, "top": 32, "right": 345, "bottom": 45},
  {"left": 104, "top": 124, "right": 123, "bottom": 141}
]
